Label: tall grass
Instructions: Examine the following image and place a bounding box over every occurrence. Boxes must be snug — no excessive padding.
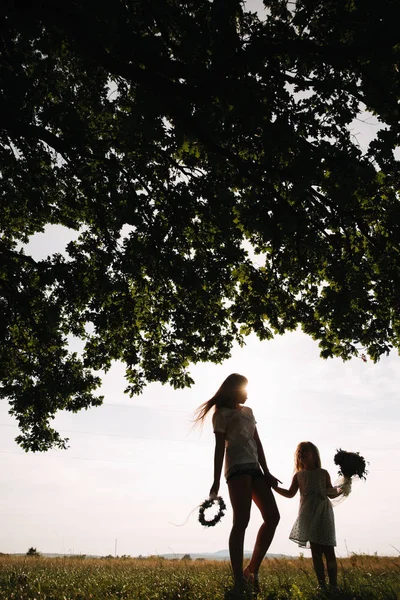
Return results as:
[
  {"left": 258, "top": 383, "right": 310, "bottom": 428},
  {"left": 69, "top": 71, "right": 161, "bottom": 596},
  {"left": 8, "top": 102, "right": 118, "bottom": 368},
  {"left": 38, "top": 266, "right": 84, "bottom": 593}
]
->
[{"left": 0, "top": 554, "right": 398, "bottom": 599}]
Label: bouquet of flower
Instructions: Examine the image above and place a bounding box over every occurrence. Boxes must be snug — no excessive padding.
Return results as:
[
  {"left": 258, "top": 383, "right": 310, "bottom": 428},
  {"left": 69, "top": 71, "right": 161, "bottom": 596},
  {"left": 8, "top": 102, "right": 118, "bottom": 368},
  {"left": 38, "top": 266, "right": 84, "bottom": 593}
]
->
[
  {"left": 334, "top": 449, "right": 368, "bottom": 480},
  {"left": 333, "top": 449, "right": 368, "bottom": 498}
]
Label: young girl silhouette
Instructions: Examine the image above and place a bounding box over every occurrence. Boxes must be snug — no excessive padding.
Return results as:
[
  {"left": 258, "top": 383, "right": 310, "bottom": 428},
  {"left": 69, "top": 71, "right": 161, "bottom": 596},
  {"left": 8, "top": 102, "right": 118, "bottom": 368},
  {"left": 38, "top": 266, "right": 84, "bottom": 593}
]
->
[
  {"left": 195, "top": 373, "right": 281, "bottom": 597},
  {"left": 273, "top": 441, "right": 342, "bottom": 590}
]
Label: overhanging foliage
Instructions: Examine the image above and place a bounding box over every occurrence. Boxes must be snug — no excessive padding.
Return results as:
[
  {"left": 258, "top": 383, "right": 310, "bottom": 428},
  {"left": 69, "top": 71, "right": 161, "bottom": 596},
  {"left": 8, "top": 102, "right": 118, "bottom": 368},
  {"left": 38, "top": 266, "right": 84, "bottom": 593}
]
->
[{"left": 1, "top": 0, "right": 399, "bottom": 449}]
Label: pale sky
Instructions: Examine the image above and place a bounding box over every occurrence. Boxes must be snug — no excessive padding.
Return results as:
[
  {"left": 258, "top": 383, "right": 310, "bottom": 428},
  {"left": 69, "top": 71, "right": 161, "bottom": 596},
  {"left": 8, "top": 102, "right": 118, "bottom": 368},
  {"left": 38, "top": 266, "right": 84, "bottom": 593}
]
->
[
  {"left": 1, "top": 223, "right": 399, "bottom": 557},
  {"left": 1, "top": 319, "right": 399, "bottom": 558},
  {"left": 2, "top": 0, "right": 399, "bottom": 560}
]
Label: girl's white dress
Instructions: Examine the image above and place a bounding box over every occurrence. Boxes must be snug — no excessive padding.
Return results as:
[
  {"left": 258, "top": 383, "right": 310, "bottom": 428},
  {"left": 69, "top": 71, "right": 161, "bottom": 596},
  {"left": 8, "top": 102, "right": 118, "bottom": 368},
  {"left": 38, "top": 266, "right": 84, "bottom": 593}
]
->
[{"left": 290, "top": 468, "right": 336, "bottom": 547}]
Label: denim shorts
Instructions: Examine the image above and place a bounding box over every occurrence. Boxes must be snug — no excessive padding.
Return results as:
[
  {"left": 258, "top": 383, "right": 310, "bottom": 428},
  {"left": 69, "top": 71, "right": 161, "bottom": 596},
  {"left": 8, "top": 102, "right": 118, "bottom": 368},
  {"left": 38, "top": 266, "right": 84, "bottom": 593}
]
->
[{"left": 226, "top": 463, "right": 263, "bottom": 483}]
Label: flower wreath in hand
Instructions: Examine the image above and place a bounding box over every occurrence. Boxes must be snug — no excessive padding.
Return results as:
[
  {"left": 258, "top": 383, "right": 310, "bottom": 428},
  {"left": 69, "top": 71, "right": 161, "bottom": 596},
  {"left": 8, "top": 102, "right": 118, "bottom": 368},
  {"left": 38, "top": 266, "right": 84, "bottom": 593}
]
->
[{"left": 198, "top": 496, "right": 227, "bottom": 527}]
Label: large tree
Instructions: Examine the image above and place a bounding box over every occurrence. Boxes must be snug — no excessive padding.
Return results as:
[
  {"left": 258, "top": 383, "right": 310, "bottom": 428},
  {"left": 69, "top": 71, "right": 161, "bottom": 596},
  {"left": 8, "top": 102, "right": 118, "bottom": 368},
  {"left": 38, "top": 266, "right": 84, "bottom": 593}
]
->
[{"left": 1, "top": 0, "right": 399, "bottom": 450}]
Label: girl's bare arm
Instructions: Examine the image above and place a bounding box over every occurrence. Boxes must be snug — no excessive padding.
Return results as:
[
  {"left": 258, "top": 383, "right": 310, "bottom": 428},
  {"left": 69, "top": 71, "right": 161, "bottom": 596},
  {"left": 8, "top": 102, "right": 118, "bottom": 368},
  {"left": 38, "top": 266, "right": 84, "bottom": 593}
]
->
[
  {"left": 325, "top": 470, "right": 342, "bottom": 498},
  {"left": 210, "top": 432, "right": 225, "bottom": 496},
  {"left": 274, "top": 474, "right": 299, "bottom": 498}
]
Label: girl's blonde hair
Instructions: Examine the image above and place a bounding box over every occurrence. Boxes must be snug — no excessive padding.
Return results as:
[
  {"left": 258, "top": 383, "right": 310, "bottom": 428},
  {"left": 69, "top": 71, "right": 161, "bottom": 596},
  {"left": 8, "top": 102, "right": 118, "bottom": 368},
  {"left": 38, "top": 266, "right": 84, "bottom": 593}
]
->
[
  {"left": 294, "top": 441, "right": 321, "bottom": 471},
  {"left": 194, "top": 373, "right": 248, "bottom": 425}
]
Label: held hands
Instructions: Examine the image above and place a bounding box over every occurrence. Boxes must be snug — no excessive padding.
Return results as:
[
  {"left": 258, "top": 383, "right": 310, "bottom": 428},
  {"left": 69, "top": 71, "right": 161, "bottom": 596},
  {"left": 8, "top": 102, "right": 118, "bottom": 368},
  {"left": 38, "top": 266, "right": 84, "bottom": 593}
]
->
[{"left": 264, "top": 472, "right": 282, "bottom": 489}]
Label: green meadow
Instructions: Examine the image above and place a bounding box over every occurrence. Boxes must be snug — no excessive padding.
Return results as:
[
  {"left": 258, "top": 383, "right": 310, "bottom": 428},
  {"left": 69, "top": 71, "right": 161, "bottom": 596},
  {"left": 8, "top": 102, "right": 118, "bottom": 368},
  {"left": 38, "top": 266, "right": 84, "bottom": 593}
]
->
[{"left": 0, "top": 554, "right": 398, "bottom": 599}]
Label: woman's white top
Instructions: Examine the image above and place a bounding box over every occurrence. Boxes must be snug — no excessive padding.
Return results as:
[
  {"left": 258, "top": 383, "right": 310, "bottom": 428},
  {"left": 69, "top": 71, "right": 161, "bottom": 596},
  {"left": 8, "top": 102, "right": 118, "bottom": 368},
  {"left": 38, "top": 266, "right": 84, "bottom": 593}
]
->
[{"left": 212, "top": 406, "right": 259, "bottom": 476}]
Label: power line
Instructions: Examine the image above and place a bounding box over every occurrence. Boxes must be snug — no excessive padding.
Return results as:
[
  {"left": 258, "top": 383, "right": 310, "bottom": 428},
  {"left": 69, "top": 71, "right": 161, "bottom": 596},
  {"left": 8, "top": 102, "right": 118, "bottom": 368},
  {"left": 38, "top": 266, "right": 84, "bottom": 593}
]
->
[
  {"left": 93, "top": 402, "right": 400, "bottom": 426},
  {"left": 0, "top": 423, "right": 209, "bottom": 444},
  {"left": 0, "top": 421, "right": 398, "bottom": 450},
  {"left": 0, "top": 449, "right": 190, "bottom": 467},
  {"left": 102, "top": 402, "right": 191, "bottom": 414}
]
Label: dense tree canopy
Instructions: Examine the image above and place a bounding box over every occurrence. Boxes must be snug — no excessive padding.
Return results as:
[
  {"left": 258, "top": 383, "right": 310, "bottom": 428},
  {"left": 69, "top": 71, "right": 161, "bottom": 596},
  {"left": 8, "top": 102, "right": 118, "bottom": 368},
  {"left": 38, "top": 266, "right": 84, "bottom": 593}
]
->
[{"left": 1, "top": 0, "right": 399, "bottom": 450}]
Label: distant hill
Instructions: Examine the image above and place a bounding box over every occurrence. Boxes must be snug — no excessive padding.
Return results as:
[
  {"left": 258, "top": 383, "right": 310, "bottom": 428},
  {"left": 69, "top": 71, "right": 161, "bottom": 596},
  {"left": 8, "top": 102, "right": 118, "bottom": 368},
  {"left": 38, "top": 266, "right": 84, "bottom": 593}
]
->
[
  {"left": 160, "top": 550, "right": 292, "bottom": 561},
  {"left": 9, "top": 550, "right": 293, "bottom": 560}
]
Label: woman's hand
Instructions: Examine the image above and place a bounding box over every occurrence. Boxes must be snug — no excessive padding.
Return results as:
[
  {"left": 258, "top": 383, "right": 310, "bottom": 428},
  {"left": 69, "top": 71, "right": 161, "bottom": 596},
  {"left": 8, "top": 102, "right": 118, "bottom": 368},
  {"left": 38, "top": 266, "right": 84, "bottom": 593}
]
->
[
  {"left": 264, "top": 472, "right": 282, "bottom": 488},
  {"left": 209, "top": 481, "right": 220, "bottom": 498}
]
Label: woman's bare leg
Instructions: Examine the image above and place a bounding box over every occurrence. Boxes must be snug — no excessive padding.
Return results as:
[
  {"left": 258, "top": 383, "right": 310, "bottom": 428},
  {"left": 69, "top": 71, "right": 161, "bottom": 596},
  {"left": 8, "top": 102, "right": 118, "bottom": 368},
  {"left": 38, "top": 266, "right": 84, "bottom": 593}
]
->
[
  {"left": 310, "top": 542, "right": 326, "bottom": 588},
  {"left": 245, "top": 476, "right": 280, "bottom": 575},
  {"left": 323, "top": 545, "right": 338, "bottom": 587},
  {"left": 228, "top": 475, "right": 253, "bottom": 590}
]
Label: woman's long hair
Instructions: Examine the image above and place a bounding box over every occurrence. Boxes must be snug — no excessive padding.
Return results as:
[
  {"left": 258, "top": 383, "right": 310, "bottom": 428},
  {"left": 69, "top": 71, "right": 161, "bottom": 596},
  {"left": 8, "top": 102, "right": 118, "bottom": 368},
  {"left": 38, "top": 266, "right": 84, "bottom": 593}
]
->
[
  {"left": 193, "top": 373, "right": 248, "bottom": 425},
  {"left": 294, "top": 441, "right": 322, "bottom": 471}
]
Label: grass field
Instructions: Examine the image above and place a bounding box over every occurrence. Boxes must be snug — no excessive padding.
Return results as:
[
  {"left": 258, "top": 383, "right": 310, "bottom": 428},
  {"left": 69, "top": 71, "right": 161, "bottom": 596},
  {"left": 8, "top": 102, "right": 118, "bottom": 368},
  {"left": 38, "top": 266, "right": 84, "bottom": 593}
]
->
[{"left": 0, "top": 554, "right": 398, "bottom": 599}]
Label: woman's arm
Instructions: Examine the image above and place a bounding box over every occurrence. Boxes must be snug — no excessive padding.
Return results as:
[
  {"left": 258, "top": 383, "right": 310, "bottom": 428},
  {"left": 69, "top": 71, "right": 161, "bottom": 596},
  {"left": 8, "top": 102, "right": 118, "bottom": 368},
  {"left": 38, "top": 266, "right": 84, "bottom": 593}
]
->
[
  {"left": 274, "top": 474, "right": 299, "bottom": 498},
  {"left": 210, "top": 432, "right": 225, "bottom": 496},
  {"left": 253, "top": 427, "right": 282, "bottom": 487}
]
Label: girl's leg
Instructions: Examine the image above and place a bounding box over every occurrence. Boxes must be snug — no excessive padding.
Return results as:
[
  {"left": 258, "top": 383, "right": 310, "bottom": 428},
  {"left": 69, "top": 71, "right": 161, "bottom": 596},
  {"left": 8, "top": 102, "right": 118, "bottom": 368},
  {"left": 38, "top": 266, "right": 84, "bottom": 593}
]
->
[
  {"left": 310, "top": 542, "right": 326, "bottom": 588},
  {"left": 228, "top": 475, "right": 253, "bottom": 591},
  {"left": 322, "top": 545, "right": 338, "bottom": 587},
  {"left": 244, "top": 476, "right": 280, "bottom": 576}
]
